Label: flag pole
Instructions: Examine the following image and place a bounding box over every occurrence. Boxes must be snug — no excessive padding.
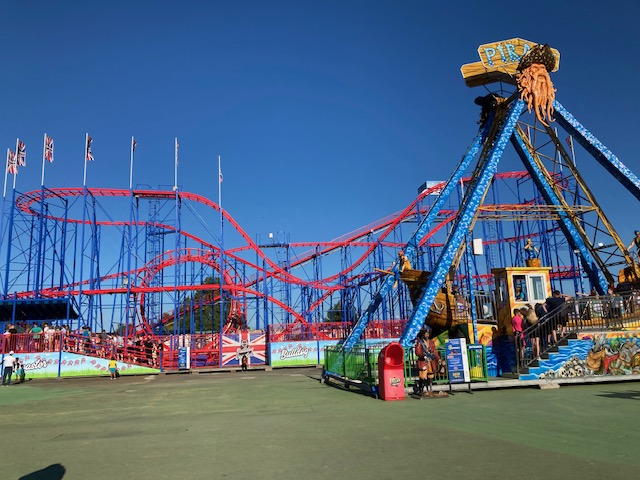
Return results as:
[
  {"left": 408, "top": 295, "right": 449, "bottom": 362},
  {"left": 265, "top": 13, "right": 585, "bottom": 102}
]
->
[
  {"left": 79, "top": 133, "right": 90, "bottom": 328},
  {"left": 126, "top": 136, "right": 136, "bottom": 333},
  {"left": 174, "top": 137, "right": 178, "bottom": 190},
  {"left": 0, "top": 149, "right": 10, "bottom": 261},
  {"left": 12, "top": 138, "right": 19, "bottom": 191},
  {"left": 218, "top": 154, "right": 224, "bottom": 365},
  {"left": 41, "top": 133, "right": 47, "bottom": 186},
  {"left": 130, "top": 136, "right": 135, "bottom": 191},
  {"left": 173, "top": 137, "right": 181, "bottom": 337},
  {"left": 568, "top": 135, "right": 576, "bottom": 166},
  {"left": 37, "top": 134, "right": 49, "bottom": 295},
  {"left": 4, "top": 142, "right": 20, "bottom": 297},
  {"left": 2, "top": 148, "right": 9, "bottom": 199},
  {"left": 83, "top": 133, "right": 89, "bottom": 187}
]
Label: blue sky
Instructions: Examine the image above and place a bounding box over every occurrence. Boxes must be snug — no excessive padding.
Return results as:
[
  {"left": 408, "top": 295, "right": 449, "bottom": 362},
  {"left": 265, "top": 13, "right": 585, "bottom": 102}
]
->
[{"left": 1, "top": 0, "right": 639, "bottom": 248}]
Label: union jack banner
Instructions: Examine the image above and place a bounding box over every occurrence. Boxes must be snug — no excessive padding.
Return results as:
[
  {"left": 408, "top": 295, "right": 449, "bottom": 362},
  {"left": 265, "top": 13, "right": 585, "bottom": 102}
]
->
[
  {"left": 6, "top": 149, "right": 17, "bottom": 174},
  {"left": 221, "top": 331, "right": 266, "bottom": 366},
  {"left": 86, "top": 135, "right": 94, "bottom": 161},
  {"left": 44, "top": 135, "right": 54, "bottom": 162},
  {"left": 17, "top": 140, "right": 26, "bottom": 166}
]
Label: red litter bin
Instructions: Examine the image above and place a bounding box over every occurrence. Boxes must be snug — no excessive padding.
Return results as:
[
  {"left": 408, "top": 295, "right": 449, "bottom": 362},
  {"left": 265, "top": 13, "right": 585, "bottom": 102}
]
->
[{"left": 377, "top": 342, "right": 405, "bottom": 401}]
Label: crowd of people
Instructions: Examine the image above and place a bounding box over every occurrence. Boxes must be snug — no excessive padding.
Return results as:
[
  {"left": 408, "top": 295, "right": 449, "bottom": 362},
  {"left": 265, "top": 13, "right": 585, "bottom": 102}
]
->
[
  {"left": 2, "top": 322, "right": 162, "bottom": 368},
  {"left": 512, "top": 290, "right": 571, "bottom": 361}
]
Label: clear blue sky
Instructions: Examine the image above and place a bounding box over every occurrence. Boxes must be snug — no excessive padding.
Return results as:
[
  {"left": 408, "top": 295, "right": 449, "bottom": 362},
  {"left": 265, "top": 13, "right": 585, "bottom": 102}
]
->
[{"left": 1, "top": 1, "right": 639, "bottom": 247}]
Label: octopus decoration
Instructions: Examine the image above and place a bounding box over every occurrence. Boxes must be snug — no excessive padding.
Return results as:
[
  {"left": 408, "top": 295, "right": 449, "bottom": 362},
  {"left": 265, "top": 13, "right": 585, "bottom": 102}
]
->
[{"left": 516, "top": 44, "right": 557, "bottom": 126}]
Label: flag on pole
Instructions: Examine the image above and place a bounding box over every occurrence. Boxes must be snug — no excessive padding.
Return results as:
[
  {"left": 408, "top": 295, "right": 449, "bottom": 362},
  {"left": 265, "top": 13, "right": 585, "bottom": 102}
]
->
[
  {"left": 219, "top": 162, "right": 223, "bottom": 183},
  {"left": 44, "top": 135, "right": 54, "bottom": 162},
  {"left": 565, "top": 135, "right": 574, "bottom": 157},
  {"left": 132, "top": 137, "right": 137, "bottom": 152},
  {"left": 17, "top": 140, "right": 26, "bottom": 167},
  {"left": 6, "top": 150, "right": 17, "bottom": 174},
  {"left": 86, "top": 135, "right": 94, "bottom": 161}
]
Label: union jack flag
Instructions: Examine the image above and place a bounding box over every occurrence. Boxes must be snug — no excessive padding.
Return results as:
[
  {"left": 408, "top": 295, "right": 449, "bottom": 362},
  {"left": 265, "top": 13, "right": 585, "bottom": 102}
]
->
[
  {"left": 17, "top": 140, "right": 26, "bottom": 166},
  {"left": 86, "top": 134, "right": 94, "bottom": 161},
  {"left": 6, "top": 149, "right": 17, "bottom": 174},
  {"left": 221, "top": 331, "right": 266, "bottom": 366},
  {"left": 44, "top": 135, "right": 54, "bottom": 162},
  {"left": 565, "top": 135, "right": 574, "bottom": 157}
]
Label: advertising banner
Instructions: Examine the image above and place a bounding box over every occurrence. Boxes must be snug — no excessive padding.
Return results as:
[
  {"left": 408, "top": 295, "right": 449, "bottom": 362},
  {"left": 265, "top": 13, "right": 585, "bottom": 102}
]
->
[
  {"left": 270, "top": 341, "right": 320, "bottom": 367},
  {"left": 3, "top": 351, "right": 159, "bottom": 379}
]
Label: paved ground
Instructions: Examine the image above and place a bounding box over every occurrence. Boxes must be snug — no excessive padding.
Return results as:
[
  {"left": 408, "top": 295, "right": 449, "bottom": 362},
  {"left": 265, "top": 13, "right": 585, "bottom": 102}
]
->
[{"left": 2, "top": 368, "right": 639, "bottom": 480}]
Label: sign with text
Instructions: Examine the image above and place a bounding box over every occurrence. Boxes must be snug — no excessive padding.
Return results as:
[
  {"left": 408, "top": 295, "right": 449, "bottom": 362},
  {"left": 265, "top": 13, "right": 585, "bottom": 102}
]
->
[
  {"left": 270, "top": 341, "right": 320, "bottom": 367},
  {"left": 461, "top": 37, "right": 560, "bottom": 87},
  {"left": 446, "top": 338, "right": 470, "bottom": 384},
  {"left": 178, "top": 347, "right": 190, "bottom": 369},
  {"left": 477, "top": 38, "right": 559, "bottom": 71}
]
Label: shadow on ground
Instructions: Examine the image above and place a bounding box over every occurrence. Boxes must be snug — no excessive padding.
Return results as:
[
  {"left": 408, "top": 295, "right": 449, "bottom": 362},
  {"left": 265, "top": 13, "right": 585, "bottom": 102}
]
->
[{"left": 19, "top": 463, "right": 66, "bottom": 480}]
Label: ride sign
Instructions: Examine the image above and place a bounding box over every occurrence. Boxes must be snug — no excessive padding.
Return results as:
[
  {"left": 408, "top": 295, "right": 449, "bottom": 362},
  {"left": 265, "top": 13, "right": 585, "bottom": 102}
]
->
[
  {"left": 461, "top": 37, "right": 560, "bottom": 87},
  {"left": 445, "top": 338, "right": 470, "bottom": 384},
  {"left": 178, "top": 346, "right": 191, "bottom": 370}
]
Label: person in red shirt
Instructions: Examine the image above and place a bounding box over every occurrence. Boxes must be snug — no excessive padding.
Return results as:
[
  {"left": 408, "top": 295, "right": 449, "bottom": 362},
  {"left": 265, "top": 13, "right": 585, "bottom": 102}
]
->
[{"left": 511, "top": 308, "right": 526, "bottom": 360}]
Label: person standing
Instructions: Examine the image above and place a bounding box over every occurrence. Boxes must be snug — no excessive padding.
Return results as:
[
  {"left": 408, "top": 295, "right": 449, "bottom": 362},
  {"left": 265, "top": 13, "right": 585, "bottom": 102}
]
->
[
  {"left": 30, "top": 323, "right": 43, "bottom": 351},
  {"left": 546, "top": 290, "right": 569, "bottom": 341},
  {"left": 13, "top": 357, "right": 25, "bottom": 383},
  {"left": 524, "top": 238, "right": 539, "bottom": 260},
  {"left": 108, "top": 357, "right": 118, "bottom": 380},
  {"left": 628, "top": 230, "right": 640, "bottom": 260},
  {"left": 414, "top": 326, "right": 438, "bottom": 396},
  {"left": 241, "top": 354, "right": 248, "bottom": 372},
  {"left": 1, "top": 351, "right": 17, "bottom": 386},
  {"left": 511, "top": 308, "right": 526, "bottom": 360},
  {"left": 522, "top": 305, "right": 540, "bottom": 359}
]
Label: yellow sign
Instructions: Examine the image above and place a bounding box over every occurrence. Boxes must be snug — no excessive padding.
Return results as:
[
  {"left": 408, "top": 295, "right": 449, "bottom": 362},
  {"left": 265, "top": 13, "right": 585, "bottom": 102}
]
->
[
  {"left": 478, "top": 38, "right": 559, "bottom": 71},
  {"left": 461, "top": 38, "right": 560, "bottom": 88}
]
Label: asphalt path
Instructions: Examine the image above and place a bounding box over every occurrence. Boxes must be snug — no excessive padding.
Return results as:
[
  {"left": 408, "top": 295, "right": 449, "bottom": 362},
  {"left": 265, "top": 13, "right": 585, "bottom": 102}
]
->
[{"left": 2, "top": 368, "right": 639, "bottom": 480}]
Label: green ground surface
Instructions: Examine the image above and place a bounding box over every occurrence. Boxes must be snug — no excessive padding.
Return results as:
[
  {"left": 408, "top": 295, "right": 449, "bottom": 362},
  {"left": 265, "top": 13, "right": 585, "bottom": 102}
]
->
[{"left": 2, "top": 369, "right": 639, "bottom": 480}]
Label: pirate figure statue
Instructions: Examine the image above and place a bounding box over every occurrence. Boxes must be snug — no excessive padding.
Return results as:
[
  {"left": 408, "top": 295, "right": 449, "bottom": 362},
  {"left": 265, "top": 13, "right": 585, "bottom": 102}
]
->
[{"left": 414, "top": 326, "right": 439, "bottom": 396}]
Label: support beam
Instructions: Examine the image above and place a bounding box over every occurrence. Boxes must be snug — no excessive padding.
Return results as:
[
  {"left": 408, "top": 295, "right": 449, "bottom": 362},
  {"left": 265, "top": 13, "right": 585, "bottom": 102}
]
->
[{"left": 399, "top": 99, "right": 526, "bottom": 349}]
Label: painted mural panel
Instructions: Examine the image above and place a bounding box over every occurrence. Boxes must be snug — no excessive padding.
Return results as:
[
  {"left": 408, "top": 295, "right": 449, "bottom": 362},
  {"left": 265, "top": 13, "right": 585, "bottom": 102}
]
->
[{"left": 521, "top": 330, "right": 640, "bottom": 380}]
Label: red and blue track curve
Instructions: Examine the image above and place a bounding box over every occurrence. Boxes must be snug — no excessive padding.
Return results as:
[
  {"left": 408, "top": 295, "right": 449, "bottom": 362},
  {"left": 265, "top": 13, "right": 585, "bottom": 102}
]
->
[{"left": 12, "top": 171, "right": 571, "bottom": 333}]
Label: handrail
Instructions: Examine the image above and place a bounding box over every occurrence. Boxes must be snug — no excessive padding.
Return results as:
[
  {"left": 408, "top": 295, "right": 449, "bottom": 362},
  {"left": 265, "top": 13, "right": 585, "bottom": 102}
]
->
[{"left": 516, "top": 290, "right": 640, "bottom": 372}]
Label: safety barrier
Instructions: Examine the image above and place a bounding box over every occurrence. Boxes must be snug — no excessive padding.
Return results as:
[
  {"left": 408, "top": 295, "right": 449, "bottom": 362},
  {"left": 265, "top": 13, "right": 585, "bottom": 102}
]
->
[{"left": 324, "top": 342, "right": 488, "bottom": 390}]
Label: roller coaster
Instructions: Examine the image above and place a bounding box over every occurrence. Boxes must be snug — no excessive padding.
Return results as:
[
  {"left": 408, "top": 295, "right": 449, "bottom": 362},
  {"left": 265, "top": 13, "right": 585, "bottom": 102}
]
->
[{"left": 2, "top": 39, "right": 639, "bottom": 368}]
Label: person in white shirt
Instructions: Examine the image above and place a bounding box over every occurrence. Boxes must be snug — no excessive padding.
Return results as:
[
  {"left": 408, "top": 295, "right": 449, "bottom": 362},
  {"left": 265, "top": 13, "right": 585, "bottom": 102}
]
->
[{"left": 1, "top": 351, "right": 17, "bottom": 386}]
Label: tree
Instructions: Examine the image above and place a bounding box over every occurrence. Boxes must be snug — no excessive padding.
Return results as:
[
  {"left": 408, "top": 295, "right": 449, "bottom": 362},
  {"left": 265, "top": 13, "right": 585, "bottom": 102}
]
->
[
  {"left": 171, "top": 276, "right": 228, "bottom": 333},
  {"left": 325, "top": 301, "right": 344, "bottom": 322}
]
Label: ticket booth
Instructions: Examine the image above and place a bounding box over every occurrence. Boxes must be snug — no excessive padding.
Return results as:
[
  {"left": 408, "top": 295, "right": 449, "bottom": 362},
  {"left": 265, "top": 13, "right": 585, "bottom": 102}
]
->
[{"left": 491, "top": 266, "right": 552, "bottom": 334}]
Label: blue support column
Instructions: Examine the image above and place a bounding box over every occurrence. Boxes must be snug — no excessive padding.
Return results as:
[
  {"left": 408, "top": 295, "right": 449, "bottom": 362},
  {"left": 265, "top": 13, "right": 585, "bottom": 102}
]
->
[
  {"left": 399, "top": 99, "right": 525, "bottom": 349},
  {"left": 511, "top": 129, "right": 609, "bottom": 293},
  {"left": 553, "top": 101, "right": 640, "bottom": 201},
  {"left": 340, "top": 125, "right": 491, "bottom": 352}
]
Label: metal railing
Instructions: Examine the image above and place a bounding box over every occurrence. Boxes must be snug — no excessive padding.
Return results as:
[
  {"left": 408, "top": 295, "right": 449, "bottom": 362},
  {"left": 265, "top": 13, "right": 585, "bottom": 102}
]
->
[
  {"left": 324, "top": 342, "right": 489, "bottom": 391},
  {"left": 517, "top": 290, "right": 640, "bottom": 371}
]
